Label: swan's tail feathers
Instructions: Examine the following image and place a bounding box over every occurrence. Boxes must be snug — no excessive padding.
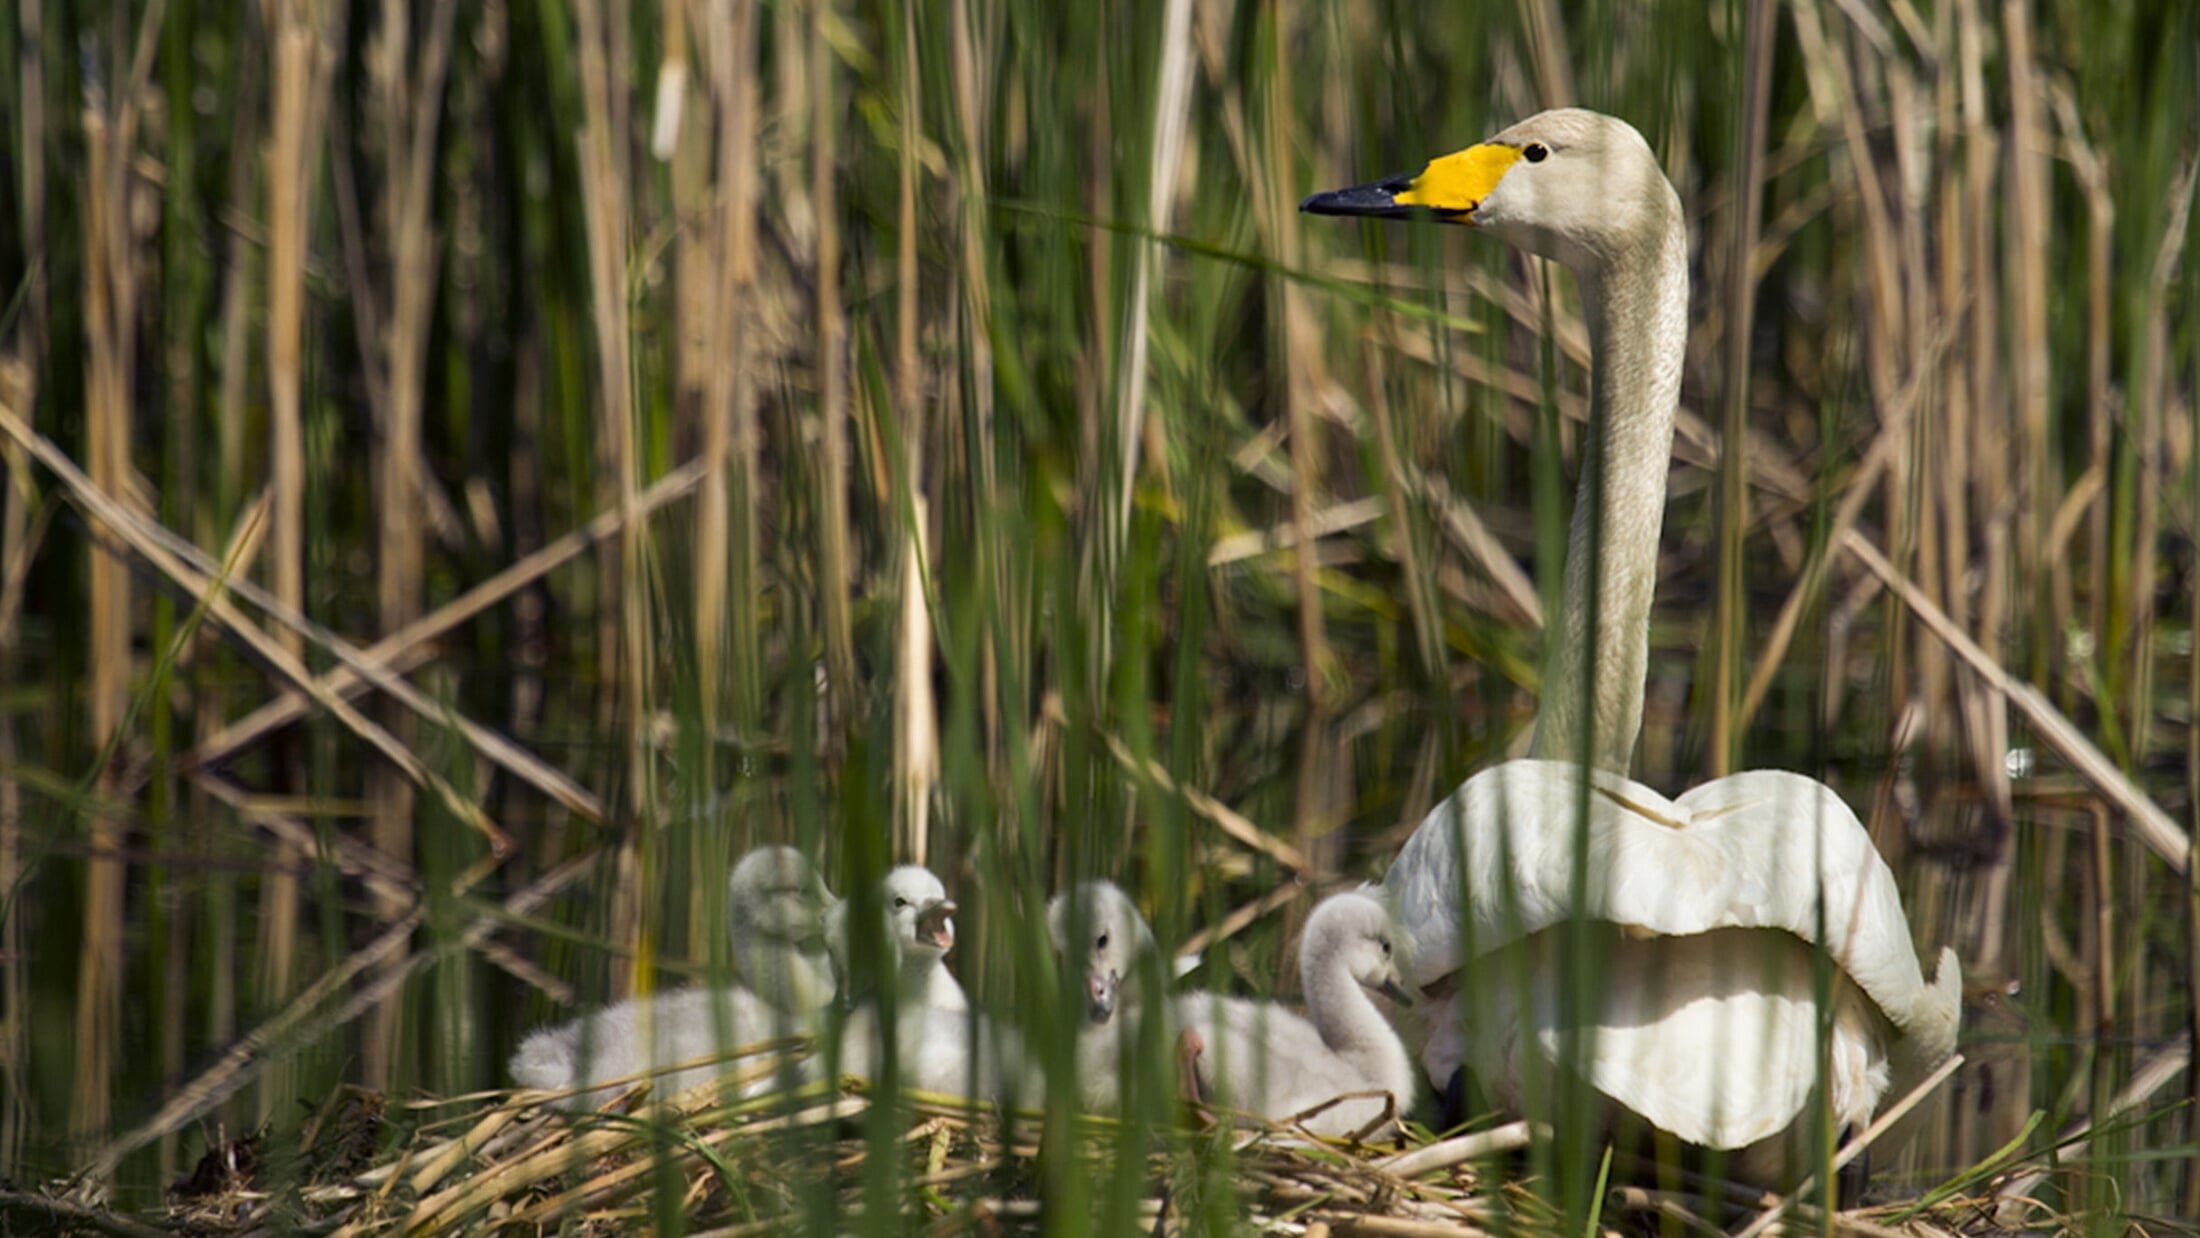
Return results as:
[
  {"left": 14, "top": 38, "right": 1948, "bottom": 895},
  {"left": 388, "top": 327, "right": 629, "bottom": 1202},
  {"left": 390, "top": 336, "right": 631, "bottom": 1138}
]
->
[
  {"left": 1907, "top": 947, "right": 1963, "bottom": 1053},
  {"left": 509, "top": 1025, "right": 580, "bottom": 1094}
]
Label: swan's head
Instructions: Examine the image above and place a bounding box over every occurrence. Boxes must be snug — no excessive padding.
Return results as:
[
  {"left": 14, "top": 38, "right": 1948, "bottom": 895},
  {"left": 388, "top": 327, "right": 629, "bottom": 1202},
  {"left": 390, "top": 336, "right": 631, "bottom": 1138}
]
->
[
  {"left": 1047, "top": 881, "right": 1153, "bottom": 1025},
  {"left": 882, "top": 865, "right": 957, "bottom": 959},
  {"left": 1300, "top": 108, "right": 1680, "bottom": 273},
  {"left": 1301, "top": 892, "right": 1414, "bottom": 1007},
  {"left": 729, "top": 845, "right": 836, "bottom": 944}
]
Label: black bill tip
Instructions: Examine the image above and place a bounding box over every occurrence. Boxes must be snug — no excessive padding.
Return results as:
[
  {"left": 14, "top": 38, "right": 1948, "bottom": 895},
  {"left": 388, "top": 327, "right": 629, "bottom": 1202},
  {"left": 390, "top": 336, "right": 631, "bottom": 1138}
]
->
[{"left": 1299, "top": 174, "right": 1420, "bottom": 219}]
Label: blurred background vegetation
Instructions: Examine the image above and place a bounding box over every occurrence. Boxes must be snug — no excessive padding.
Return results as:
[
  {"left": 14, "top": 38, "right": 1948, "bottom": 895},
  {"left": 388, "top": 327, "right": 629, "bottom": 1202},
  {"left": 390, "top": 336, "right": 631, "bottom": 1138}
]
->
[{"left": 1, "top": 0, "right": 2196, "bottom": 1229}]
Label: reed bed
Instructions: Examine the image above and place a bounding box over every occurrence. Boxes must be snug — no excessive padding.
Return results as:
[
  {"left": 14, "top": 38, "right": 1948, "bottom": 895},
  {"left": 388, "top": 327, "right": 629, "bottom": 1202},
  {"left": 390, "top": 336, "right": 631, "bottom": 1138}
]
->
[
  {"left": 0, "top": 1068, "right": 2165, "bottom": 1235},
  {"left": 2, "top": 0, "right": 2197, "bottom": 1232}
]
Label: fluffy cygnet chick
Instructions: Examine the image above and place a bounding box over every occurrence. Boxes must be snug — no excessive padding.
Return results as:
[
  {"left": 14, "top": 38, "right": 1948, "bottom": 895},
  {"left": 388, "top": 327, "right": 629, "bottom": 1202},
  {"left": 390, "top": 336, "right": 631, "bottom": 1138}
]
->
[
  {"left": 831, "top": 865, "right": 966, "bottom": 1013},
  {"left": 1175, "top": 892, "right": 1419, "bottom": 1138},
  {"left": 728, "top": 845, "right": 841, "bottom": 1025},
  {"left": 509, "top": 985, "right": 814, "bottom": 1110},
  {"left": 507, "top": 845, "right": 838, "bottom": 1110},
  {"left": 1045, "top": 880, "right": 1160, "bottom": 1114},
  {"left": 838, "top": 866, "right": 1032, "bottom": 1101}
]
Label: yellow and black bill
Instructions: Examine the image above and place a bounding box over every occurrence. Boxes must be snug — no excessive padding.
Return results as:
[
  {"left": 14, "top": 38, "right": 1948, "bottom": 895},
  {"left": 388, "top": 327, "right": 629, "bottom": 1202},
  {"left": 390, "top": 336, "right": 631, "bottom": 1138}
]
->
[{"left": 1299, "top": 142, "right": 1525, "bottom": 223}]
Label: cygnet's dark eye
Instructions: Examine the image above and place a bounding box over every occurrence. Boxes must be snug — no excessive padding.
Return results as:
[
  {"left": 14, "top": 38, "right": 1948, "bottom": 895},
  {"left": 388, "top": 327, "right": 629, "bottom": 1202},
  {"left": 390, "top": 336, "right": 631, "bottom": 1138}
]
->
[
  {"left": 1522, "top": 142, "right": 1549, "bottom": 163},
  {"left": 894, "top": 896, "right": 910, "bottom": 910},
  {"left": 1095, "top": 932, "right": 1110, "bottom": 951},
  {"left": 1380, "top": 938, "right": 1392, "bottom": 956}
]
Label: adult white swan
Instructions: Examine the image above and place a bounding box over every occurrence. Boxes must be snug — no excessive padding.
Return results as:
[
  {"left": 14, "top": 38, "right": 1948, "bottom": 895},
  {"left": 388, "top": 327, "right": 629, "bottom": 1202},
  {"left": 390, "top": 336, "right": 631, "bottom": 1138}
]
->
[{"left": 1302, "top": 108, "right": 1960, "bottom": 1179}]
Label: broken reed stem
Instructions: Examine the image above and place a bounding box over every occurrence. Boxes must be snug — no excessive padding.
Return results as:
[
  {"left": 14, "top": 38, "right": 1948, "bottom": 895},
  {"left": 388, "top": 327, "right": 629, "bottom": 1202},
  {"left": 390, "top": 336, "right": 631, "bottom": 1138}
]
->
[
  {"left": 183, "top": 460, "right": 708, "bottom": 799},
  {"left": 0, "top": 400, "right": 519, "bottom": 858}
]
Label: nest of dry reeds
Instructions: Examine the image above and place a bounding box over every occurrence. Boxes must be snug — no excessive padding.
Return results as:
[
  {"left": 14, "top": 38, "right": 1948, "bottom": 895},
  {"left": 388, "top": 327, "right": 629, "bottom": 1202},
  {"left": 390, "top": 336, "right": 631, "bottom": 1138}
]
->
[{"left": 0, "top": 1042, "right": 2107, "bottom": 1237}]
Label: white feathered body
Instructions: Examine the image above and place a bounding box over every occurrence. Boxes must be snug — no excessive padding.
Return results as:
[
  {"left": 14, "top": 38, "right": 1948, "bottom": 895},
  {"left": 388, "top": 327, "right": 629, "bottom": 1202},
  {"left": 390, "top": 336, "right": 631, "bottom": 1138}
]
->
[
  {"left": 1175, "top": 990, "right": 1416, "bottom": 1137},
  {"left": 1382, "top": 759, "right": 1960, "bottom": 1170},
  {"left": 509, "top": 986, "right": 820, "bottom": 1110}
]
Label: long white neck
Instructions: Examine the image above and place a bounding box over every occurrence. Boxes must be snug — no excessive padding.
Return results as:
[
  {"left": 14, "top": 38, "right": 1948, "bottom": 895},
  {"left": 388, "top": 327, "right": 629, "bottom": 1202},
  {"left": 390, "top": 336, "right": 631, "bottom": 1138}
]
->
[
  {"left": 1306, "top": 971, "right": 1382, "bottom": 1063},
  {"left": 1301, "top": 939, "right": 1406, "bottom": 1087},
  {"left": 1526, "top": 211, "right": 1689, "bottom": 773}
]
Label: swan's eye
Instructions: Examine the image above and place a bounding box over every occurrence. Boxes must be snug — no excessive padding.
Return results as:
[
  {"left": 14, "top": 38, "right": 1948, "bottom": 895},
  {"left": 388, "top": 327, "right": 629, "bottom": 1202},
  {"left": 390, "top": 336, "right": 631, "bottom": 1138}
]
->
[
  {"left": 893, "top": 896, "right": 910, "bottom": 910},
  {"left": 1522, "top": 142, "right": 1549, "bottom": 163},
  {"left": 1095, "top": 932, "right": 1110, "bottom": 951},
  {"left": 1379, "top": 938, "right": 1392, "bottom": 956}
]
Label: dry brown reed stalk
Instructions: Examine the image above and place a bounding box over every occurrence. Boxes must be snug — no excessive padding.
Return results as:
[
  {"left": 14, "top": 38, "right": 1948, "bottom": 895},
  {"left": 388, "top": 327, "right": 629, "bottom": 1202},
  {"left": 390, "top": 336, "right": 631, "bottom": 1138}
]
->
[
  {"left": 697, "top": 0, "right": 763, "bottom": 739},
  {"left": 1261, "top": 2, "right": 1332, "bottom": 729},
  {"left": 812, "top": 0, "right": 859, "bottom": 738},
  {"left": 1708, "top": 0, "right": 1776, "bottom": 778},
  {"left": 356, "top": 0, "right": 458, "bottom": 1092},
  {"left": 571, "top": 0, "right": 650, "bottom": 997},
  {"left": 895, "top": 495, "right": 939, "bottom": 863},
  {"left": 138, "top": 480, "right": 606, "bottom": 822},
  {"left": 1206, "top": 496, "right": 1385, "bottom": 566},
  {"left": 0, "top": 356, "right": 32, "bottom": 1173},
  {"left": 2002, "top": 0, "right": 2050, "bottom": 665},
  {"left": 1373, "top": 1120, "right": 1536, "bottom": 1180},
  {"left": 259, "top": 1, "right": 333, "bottom": 1094},
  {"left": 1516, "top": 0, "right": 1574, "bottom": 107},
  {"left": 889, "top": 0, "right": 935, "bottom": 863},
  {"left": 73, "top": 0, "right": 169, "bottom": 1145}
]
